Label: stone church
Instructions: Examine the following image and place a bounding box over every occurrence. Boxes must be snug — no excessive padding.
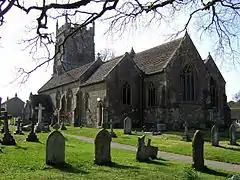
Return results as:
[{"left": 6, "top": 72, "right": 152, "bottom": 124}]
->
[{"left": 38, "top": 20, "right": 231, "bottom": 130}]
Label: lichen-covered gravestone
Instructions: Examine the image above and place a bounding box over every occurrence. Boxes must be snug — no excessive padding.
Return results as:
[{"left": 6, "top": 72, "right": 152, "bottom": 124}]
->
[
  {"left": 94, "top": 129, "right": 111, "bottom": 165},
  {"left": 136, "top": 135, "right": 158, "bottom": 162},
  {"left": 123, "top": 116, "right": 132, "bottom": 134},
  {"left": 192, "top": 130, "right": 205, "bottom": 171},
  {"left": 229, "top": 124, "right": 237, "bottom": 145},
  {"left": 46, "top": 131, "right": 65, "bottom": 165},
  {"left": 211, "top": 125, "right": 219, "bottom": 146}
]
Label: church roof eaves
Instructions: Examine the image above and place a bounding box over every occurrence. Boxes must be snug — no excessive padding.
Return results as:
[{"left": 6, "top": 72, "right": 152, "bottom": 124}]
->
[
  {"left": 38, "top": 61, "right": 94, "bottom": 93},
  {"left": 81, "top": 56, "right": 123, "bottom": 86},
  {"left": 133, "top": 37, "right": 184, "bottom": 74}
]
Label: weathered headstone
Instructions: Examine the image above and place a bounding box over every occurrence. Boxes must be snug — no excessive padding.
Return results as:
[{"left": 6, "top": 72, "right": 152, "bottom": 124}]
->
[
  {"left": 136, "top": 135, "right": 158, "bottom": 162},
  {"left": 109, "top": 119, "right": 117, "bottom": 138},
  {"left": 46, "top": 131, "right": 65, "bottom": 165},
  {"left": 123, "top": 116, "right": 132, "bottom": 134},
  {"left": 14, "top": 117, "right": 24, "bottom": 135},
  {"left": 34, "top": 103, "right": 45, "bottom": 133},
  {"left": 60, "top": 118, "right": 67, "bottom": 130},
  {"left": 229, "top": 124, "right": 237, "bottom": 145},
  {"left": 192, "top": 130, "right": 205, "bottom": 171},
  {"left": 26, "top": 117, "right": 39, "bottom": 142},
  {"left": 182, "top": 120, "right": 191, "bottom": 142},
  {"left": 1, "top": 111, "right": 16, "bottom": 145},
  {"left": 94, "top": 129, "right": 111, "bottom": 165},
  {"left": 211, "top": 125, "right": 219, "bottom": 146}
]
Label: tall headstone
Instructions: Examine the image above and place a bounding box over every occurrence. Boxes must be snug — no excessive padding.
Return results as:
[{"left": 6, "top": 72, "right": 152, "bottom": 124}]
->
[
  {"left": 46, "top": 131, "right": 65, "bottom": 165},
  {"left": 26, "top": 116, "right": 39, "bottom": 142},
  {"left": 1, "top": 111, "right": 16, "bottom": 145},
  {"left": 123, "top": 117, "right": 132, "bottom": 134},
  {"left": 192, "top": 130, "right": 205, "bottom": 171},
  {"left": 14, "top": 117, "right": 24, "bottom": 135},
  {"left": 109, "top": 119, "right": 117, "bottom": 138},
  {"left": 34, "top": 103, "right": 45, "bottom": 133},
  {"left": 94, "top": 129, "right": 111, "bottom": 165},
  {"left": 211, "top": 125, "right": 219, "bottom": 146},
  {"left": 182, "top": 120, "right": 191, "bottom": 142},
  {"left": 229, "top": 124, "right": 237, "bottom": 145}
]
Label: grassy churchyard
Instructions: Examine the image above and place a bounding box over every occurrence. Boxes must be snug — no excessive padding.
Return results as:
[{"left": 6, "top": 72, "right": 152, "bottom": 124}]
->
[
  {"left": 0, "top": 126, "right": 239, "bottom": 179},
  {"left": 65, "top": 126, "right": 240, "bottom": 165}
]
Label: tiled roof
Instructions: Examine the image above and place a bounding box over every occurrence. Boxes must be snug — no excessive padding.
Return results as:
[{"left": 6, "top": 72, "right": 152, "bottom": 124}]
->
[
  {"left": 38, "top": 61, "right": 94, "bottom": 92},
  {"left": 39, "top": 37, "right": 183, "bottom": 90},
  {"left": 82, "top": 56, "right": 123, "bottom": 86},
  {"left": 133, "top": 37, "right": 183, "bottom": 74},
  {"left": 81, "top": 38, "right": 183, "bottom": 86}
]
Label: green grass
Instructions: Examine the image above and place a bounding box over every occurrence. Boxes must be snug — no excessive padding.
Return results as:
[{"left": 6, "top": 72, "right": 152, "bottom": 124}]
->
[
  {"left": 64, "top": 126, "right": 240, "bottom": 164},
  {"left": 0, "top": 129, "right": 238, "bottom": 179}
]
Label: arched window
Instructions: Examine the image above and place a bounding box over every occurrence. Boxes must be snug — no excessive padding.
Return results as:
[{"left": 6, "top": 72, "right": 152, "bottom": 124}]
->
[
  {"left": 84, "top": 93, "right": 89, "bottom": 110},
  {"left": 122, "top": 81, "right": 131, "bottom": 105},
  {"left": 56, "top": 91, "right": 61, "bottom": 110},
  {"left": 181, "top": 63, "right": 195, "bottom": 101},
  {"left": 210, "top": 78, "right": 218, "bottom": 107},
  {"left": 148, "top": 82, "right": 156, "bottom": 106},
  {"left": 60, "top": 94, "right": 66, "bottom": 112},
  {"left": 67, "top": 89, "right": 73, "bottom": 112}
]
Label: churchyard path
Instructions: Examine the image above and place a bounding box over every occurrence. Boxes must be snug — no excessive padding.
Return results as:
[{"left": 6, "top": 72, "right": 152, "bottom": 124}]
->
[{"left": 64, "top": 133, "right": 240, "bottom": 173}]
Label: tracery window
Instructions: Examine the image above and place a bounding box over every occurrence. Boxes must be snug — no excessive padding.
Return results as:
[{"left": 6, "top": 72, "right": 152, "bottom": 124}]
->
[
  {"left": 67, "top": 89, "right": 73, "bottom": 111},
  {"left": 148, "top": 82, "right": 156, "bottom": 106},
  {"left": 181, "top": 63, "right": 195, "bottom": 101},
  {"left": 122, "top": 81, "right": 131, "bottom": 105}
]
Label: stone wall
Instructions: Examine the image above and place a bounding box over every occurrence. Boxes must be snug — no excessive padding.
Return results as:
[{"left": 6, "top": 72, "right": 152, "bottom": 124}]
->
[
  {"left": 81, "top": 82, "right": 106, "bottom": 127},
  {"left": 106, "top": 55, "right": 141, "bottom": 127}
]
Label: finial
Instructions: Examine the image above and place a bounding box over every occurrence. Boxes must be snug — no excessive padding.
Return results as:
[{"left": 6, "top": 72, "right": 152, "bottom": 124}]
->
[
  {"left": 130, "top": 47, "right": 135, "bottom": 58},
  {"left": 56, "top": 20, "right": 59, "bottom": 31},
  {"left": 97, "top": 52, "right": 101, "bottom": 60},
  {"left": 65, "top": 11, "right": 68, "bottom": 24}
]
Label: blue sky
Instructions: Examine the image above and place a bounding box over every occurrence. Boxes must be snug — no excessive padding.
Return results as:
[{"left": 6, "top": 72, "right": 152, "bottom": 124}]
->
[{"left": 0, "top": 7, "right": 239, "bottom": 103}]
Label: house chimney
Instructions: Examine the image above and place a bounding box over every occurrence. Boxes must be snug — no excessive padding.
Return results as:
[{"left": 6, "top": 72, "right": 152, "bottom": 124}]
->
[
  {"left": 15, "top": 93, "right": 17, "bottom": 98},
  {"left": 7, "top": 97, "right": 9, "bottom": 101}
]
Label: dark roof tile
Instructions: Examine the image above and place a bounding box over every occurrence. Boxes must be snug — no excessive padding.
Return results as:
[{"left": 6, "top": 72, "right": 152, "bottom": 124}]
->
[{"left": 38, "top": 61, "right": 94, "bottom": 92}]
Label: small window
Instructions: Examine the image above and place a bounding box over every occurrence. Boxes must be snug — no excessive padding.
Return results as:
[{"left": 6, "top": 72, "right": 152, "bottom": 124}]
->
[
  {"left": 148, "top": 82, "right": 156, "bottom": 106},
  {"left": 56, "top": 91, "right": 61, "bottom": 109},
  {"left": 122, "top": 81, "right": 131, "bottom": 105},
  {"left": 84, "top": 93, "right": 89, "bottom": 110},
  {"left": 67, "top": 89, "right": 73, "bottom": 111}
]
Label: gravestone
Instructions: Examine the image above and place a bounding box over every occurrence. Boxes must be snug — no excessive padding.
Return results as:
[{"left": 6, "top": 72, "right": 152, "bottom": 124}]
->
[
  {"left": 136, "top": 135, "right": 158, "bottom": 162},
  {"left": 94, "top": 129, "right": 111, "bottom": 165},
  {"left": 46, "top": 131, "right": 65, "bottom": 165},
  {"left": 26, "top": 117, "right": 39, "bottom": 142},
  {"left": 1, "top": 111, "right": 16, "bottom": 145},
  {"left": 192, "top": 130, "right": 205, "bottom": 171},
  {"left": 229, "top": 124, "right": 237, "bottom": 145},
  {"left": 109, "top": 119, "right": 117, "bottom": 138},
  {"left": 211, "top": 125, "right": 219, "bottom": 146},
  {"left": 123, "top": 117, "right": 132, "bottom": 134},
  {"left": 182, "top": 120, "right": 191, "bottom": 142},
  {"left": 34, "top": 103, "right": 45, "bottom": 133},
  {"left": 14, "top": 117, "right": 24, "bottom": 135}
]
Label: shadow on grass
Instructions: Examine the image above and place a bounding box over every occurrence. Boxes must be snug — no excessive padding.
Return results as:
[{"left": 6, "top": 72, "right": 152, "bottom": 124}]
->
[
  {"left": 15, "top": 145, "right": 27, "bottom": 150},
  {"left": 145, "top": 160, "right": 168, "bottom": 166},
  {"left": 49, "top": 163, "right": 88, "bottom": 174},
  {"left": 218, "top": 144, "right": 240, "bottom": 152},
  {"left": 201, "top": 167, "right": 230, "bottom": 177},
  {"left": 103, "top": 162, "right": 140, "bottom": 169}
]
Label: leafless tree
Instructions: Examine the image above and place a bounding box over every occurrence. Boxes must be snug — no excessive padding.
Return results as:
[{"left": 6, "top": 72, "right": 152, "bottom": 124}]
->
[
  {"left": 1, "top": 0, "right": 240, "bottom": 81},
  {"left": 98, "top": 48, "right": 115, "bottom": 61}
]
